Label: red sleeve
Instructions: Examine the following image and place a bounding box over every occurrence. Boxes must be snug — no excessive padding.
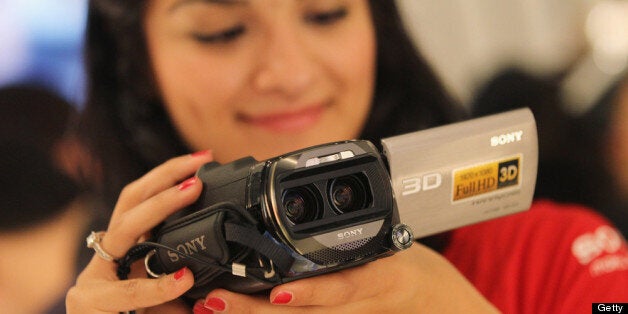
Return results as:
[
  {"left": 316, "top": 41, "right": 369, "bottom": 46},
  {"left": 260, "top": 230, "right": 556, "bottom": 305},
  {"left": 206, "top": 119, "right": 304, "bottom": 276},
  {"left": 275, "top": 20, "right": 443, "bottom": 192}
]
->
[{"left": 443, "top": 200, "right": 628, "bottom": 314}]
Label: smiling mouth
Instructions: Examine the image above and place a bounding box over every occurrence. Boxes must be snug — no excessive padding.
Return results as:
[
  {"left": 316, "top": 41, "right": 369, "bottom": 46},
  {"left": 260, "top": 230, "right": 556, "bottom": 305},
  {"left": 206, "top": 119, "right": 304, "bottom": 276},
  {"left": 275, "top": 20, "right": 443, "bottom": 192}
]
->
[{"left": 238, "top": 105, "right": 327, "bottom": 133}]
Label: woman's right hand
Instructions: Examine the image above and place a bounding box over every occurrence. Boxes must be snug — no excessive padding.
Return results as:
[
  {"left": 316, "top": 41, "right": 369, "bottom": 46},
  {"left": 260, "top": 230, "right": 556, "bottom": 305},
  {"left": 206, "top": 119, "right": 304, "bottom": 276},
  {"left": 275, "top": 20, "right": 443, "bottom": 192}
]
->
[
  {"left": 197, "top": 241, "right": 499, "bottom": 313},
  {"left": 66, "top": 151, "right": 214, "bottom": 313}
]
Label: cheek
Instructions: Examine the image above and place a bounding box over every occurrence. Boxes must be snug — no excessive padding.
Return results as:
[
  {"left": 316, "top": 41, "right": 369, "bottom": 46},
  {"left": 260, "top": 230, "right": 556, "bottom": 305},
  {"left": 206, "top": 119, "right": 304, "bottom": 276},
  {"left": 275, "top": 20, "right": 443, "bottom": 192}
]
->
[
  {"left": 145, "top": 20, "right": 249, "bottom": 150},
  {"left": 158, "top": 64, "right": 222, "bottom": 136},
  {"left": 331, "top": 23, "right": 377, "bottom": 121},
  {"left": 151, "top": 50, "right": 250, "bottom": 149},
  {"left": 342, "top": 37, "right": 375, "bottom": 90},
  {"left": 336, "top": 9, "right": 377, "bottom": 102}
]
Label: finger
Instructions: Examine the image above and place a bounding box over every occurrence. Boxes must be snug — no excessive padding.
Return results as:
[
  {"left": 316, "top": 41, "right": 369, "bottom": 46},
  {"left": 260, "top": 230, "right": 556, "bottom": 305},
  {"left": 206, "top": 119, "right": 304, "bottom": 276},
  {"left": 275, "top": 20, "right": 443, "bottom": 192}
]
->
[
  {"left": 200, "top": 289, "right": 323, "bottom": 314},
  {"left": 198, "top": 289, "right": 264, "bottom": 314},
  {"left": 67, "top": 268, "right": 194, "bottom": 313},
  {"left": 113, "top": 150, "right": 213, "bottom": 219},
  {"left": 102, "top": 175, "right": 203, "bottom": 258},
  {"left": 78, "top": 248, "right": 150, "bottom": 283}
]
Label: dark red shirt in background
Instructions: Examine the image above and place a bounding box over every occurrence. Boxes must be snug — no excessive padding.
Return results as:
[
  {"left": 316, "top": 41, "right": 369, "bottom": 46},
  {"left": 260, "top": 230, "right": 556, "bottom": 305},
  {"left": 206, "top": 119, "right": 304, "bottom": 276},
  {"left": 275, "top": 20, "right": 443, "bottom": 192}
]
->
[{"left": 444, "top": 200, "right": 628, "bottom": 313}]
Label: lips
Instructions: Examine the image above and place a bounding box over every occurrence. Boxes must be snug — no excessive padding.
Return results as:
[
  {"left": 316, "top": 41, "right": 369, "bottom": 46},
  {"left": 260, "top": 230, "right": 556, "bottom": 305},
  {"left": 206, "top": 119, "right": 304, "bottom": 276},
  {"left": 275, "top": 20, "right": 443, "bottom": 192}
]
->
[{"left": 238, "top": 105, "right": 326, "bottom": 133}]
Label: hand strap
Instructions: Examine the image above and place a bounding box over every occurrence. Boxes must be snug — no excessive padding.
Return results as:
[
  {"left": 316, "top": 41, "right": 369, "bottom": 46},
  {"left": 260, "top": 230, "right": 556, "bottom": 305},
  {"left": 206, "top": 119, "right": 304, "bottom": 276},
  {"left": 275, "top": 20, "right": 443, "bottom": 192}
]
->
[{"left": 115, "top": 202, "right": 296, "bottom": 313}]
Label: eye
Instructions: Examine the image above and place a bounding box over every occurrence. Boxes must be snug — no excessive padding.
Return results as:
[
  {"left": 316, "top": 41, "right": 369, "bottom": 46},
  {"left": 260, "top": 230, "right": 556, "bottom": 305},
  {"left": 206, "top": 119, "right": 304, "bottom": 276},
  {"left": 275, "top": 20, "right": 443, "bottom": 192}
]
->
[
  {"left": 306, "top": 7, "right": 348, "bottom": 25},
  {"left": 192, "top": 25, "right": 246, "bottom": 44}
]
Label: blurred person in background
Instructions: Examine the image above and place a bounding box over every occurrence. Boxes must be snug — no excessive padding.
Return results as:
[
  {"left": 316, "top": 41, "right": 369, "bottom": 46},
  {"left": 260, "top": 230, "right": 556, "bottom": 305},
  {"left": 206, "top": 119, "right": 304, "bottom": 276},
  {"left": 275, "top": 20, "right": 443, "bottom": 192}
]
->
[{"left": 0, "top": 85, "right": 92, "bottom": 314}]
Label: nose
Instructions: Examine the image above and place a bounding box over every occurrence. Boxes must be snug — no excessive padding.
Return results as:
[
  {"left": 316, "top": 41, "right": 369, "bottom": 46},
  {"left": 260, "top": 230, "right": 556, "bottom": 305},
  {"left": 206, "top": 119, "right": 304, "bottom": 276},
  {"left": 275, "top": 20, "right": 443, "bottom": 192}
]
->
[{"left": 253, "top": 26, "right": 316, "bottom": 97}]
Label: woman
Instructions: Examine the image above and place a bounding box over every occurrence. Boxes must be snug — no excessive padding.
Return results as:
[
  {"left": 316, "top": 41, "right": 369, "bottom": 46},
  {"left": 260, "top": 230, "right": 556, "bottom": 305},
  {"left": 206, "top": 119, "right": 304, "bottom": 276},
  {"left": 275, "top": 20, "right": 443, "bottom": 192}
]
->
[{"left": 67, "top": 1, "right": 628, "bottom": 313}]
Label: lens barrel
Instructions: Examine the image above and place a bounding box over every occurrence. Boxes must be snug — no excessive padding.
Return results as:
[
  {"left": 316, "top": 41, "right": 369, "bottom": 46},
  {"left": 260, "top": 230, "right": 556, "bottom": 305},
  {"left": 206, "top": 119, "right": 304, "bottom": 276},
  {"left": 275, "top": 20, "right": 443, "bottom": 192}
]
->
[
  {"left": 282, "top": 186, "right": 320, "bottom": 225},
  {"left": 329, "top": 175, "right": 368, "bottom": 214}
]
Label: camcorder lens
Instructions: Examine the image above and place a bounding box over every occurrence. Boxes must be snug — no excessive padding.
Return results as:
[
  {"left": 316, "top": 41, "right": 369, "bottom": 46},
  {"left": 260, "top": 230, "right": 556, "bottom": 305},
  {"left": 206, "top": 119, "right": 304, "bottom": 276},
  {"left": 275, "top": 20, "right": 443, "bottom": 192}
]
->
[
  {"left": 282, "top": 186, "right": 320, "bottom": 225},
  {"left": 329, "top": 175, "right": 368, "bottom": 213}
]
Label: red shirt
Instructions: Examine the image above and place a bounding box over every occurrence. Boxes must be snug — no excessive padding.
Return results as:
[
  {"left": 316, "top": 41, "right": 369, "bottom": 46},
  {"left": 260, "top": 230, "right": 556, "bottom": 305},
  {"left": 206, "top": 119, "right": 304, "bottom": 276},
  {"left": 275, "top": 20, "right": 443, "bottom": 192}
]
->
[{"left": 444, "top": 200, "right": 628, "bottom": 313}]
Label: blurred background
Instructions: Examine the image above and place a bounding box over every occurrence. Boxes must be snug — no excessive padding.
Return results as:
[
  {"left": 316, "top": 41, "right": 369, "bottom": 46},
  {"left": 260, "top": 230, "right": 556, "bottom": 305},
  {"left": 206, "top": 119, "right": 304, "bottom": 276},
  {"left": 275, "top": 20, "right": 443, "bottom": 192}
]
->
[
  {"left": 398, "top": 0, "right": 627, "bottom": 109},
  {"left": 0, "top": 1, "right": 626, "bottom": 313},
  {"left": 0, "top": 0, "right": 87, "bottom": 106}
]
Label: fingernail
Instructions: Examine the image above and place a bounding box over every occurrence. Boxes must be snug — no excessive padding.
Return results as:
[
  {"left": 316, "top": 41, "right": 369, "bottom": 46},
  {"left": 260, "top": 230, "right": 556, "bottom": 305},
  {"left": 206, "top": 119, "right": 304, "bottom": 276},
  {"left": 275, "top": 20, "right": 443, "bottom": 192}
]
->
[
  {"left": 194, "top": 300, "right": 214, "bottom": 314},
  {"left": 204, "top": 297, "right": 226, "bottom": 312},
  {"left": 178, "top": 177, "right": 198, "bottom": 191},
  {"left": 174, "top": 268, "right": 186, "bottom": 280},
  {"left": 271, "top": 291, "right": 293, "bottom": 305},
  {"left": 191, "top": 150, "right": 211, "bottom": 157}
]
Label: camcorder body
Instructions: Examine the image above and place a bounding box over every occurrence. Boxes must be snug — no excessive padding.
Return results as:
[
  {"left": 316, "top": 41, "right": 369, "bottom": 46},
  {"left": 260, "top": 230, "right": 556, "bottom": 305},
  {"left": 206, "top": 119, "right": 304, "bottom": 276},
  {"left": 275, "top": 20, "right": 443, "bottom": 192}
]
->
[
  {"left": 117, "top": 108, "right": 538, "bottom": 301},
  {"left": 144, "top": 140, "right": 408, "bottom": 299}
]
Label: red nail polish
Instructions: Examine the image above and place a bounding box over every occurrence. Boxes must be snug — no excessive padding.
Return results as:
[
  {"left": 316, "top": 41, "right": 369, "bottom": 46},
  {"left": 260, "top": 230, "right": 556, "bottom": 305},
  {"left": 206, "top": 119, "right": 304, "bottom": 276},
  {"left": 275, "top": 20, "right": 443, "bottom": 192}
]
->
[
  {"left": 193, "top": 300, "right": 214, "bottom": 314},
  {"left": 271, "top": 291, "right": 293, "bottom": 304},
  {"left": 174, "top": 268, "right": 186, "bottom": 280},
  {"left": 191, "top": 150, "right": 211, "bottom": 157},
  {"left": 178, "top": 177, "right": 197, "bottom": 191},
  {"left": 204, "top": 297, "right": 226, "bottom": 312}
]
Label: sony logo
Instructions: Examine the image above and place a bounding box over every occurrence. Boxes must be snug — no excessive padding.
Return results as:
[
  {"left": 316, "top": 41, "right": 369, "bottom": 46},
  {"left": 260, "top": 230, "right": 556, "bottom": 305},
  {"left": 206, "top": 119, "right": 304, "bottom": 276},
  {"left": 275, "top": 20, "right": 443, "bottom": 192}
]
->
[
  {"left": 337, "top": 227, "right": 363, "bottom": 240},
  {"left": 491, "top": 130, "right": 523, "bottom": 147},
  {"left": 167, "top": 235, "right": 207, "bottom": 262}
]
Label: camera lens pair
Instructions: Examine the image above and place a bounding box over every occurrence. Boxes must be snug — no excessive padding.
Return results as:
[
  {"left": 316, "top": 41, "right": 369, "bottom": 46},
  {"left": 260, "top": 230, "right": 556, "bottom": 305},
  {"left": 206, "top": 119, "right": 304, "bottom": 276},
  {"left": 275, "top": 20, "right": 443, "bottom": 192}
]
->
[{"left": 282, "top": 174, "right": 370, "bottom": 225}]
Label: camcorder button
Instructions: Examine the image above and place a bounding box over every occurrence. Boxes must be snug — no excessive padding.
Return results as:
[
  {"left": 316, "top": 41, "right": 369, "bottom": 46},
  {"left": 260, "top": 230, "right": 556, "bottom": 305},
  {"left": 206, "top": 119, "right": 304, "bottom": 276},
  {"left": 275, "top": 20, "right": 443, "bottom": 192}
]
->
[{"left": 391, "top": 224, "right": 414, "bottom": 251}]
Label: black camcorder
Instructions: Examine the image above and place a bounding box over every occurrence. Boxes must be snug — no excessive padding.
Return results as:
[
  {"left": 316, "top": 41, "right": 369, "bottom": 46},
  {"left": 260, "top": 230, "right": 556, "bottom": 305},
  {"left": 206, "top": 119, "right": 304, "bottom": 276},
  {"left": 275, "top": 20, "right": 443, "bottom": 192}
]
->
[
  {"left": 116, "top": 108, "right": 538, "bottom": 302},
  {"left": 117, "top": 140, "right": 413, "bottom": 300}
]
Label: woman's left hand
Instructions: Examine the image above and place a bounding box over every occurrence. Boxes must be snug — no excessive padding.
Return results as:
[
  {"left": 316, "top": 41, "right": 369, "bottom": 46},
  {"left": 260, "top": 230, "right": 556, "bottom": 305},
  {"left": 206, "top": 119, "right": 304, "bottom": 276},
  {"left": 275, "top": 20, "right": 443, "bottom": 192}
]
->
[{"left": 195, "top": 243, "right": 499, "bottom": 313}]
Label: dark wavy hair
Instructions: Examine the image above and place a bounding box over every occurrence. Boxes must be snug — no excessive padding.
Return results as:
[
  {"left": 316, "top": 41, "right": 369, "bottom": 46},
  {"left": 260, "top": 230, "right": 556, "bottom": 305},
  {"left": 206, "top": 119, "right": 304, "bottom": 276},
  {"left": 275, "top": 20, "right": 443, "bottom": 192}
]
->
[{"left": 81, "top": 0, "right": 466, "bottom": 207}]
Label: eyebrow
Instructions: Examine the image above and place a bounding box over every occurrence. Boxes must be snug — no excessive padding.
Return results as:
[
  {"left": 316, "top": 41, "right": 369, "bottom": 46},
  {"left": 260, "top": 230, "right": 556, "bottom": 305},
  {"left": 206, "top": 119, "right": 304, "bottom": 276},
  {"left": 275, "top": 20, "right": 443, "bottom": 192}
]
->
[{"left": 169, "top": 0, "right": 248, "bottom": 13}]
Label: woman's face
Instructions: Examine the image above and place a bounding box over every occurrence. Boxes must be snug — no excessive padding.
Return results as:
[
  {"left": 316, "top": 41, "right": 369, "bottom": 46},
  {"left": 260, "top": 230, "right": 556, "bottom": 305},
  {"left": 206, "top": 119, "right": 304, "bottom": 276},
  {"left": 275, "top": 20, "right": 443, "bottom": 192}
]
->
[{"left": 144, "top": 0, "right": 376, "bottom": 163}]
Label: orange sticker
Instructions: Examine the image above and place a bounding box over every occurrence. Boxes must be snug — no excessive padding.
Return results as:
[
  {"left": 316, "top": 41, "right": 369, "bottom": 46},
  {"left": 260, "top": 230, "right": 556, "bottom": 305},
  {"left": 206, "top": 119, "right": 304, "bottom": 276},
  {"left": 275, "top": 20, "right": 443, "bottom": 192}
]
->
[{"left": 453, "top": 157, "right": 520, "bottom": 201}]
